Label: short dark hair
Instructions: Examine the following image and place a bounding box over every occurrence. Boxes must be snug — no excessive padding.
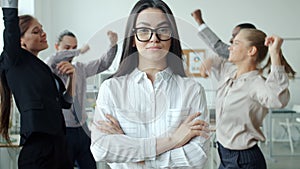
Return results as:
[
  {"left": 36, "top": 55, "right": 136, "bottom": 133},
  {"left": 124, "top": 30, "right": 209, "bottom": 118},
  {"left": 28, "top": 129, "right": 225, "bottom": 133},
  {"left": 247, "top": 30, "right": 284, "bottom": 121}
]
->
[
  {"left": 236, "top": 23, "right": 256, "bottom": 29},
  {"left": 56, "top": 30, "right": 76, "bottom": 44}
]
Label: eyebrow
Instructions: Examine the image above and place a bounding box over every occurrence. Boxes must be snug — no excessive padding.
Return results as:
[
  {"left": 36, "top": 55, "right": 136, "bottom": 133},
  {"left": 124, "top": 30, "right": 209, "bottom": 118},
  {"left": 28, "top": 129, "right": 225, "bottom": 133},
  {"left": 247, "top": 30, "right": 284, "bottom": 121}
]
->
[
  {"left": 63, "top": 43, "right": 77, "bottom": 48},
  {"left": 32, "top": 25, "right": 42, "bottom": 30},
  {"left": 136, "top": 21, "right": 169, "bottom": 27},
  {"left": 233, "top": 40, "right": 241, "bottom": 43}
]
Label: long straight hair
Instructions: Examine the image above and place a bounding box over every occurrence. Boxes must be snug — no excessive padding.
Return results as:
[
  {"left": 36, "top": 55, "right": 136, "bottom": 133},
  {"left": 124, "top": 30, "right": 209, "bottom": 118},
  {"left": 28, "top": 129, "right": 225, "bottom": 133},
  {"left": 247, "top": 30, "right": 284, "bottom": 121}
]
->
[
  {"left": 0, "top": 14, "right": 35, "bottom": 142},
  {"left": 113, "top": 0, "right": 186, "bottom": 77},
  {"left": 0, "top": 72, "right": 12, "bottom": 142}
]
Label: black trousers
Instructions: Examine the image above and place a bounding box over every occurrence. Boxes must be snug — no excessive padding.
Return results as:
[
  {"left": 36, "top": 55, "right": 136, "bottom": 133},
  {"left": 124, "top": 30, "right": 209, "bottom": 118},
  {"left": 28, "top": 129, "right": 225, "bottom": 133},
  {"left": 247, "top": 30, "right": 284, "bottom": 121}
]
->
[
  {"left": 66, "top": 125, "right": 97, "bottom": 169},
  {"left": 18, "top": 132, "right": 73, "bottom": 169},
  {"left": 217, "top": 142, "right": 267, "bottom": 169}
]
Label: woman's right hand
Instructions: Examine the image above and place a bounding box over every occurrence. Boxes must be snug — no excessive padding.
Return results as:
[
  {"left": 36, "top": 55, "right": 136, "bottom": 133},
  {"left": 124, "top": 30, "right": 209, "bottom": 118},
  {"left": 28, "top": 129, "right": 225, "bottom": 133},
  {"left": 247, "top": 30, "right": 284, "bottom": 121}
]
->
[{"left": 171, "top": 112, "right": 209, "bottom": 149}]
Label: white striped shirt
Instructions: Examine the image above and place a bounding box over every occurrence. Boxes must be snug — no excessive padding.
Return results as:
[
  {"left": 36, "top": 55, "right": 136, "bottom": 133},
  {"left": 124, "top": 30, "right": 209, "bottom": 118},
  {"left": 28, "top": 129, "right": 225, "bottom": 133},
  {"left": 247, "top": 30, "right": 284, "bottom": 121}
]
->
[{"left": 91, "top": 68, "right": 210, "bottom": 169}]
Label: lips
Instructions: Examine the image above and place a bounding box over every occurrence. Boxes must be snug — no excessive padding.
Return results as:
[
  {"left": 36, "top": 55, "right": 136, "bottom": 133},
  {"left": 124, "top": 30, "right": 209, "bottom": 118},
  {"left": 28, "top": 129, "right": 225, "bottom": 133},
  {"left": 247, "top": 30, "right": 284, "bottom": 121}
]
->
[
  {"left": 147, "top": 46, "right": 161, "bottom": 50},
  {"left": 41, "top": 39, "right": 47, "bottom": 43}
]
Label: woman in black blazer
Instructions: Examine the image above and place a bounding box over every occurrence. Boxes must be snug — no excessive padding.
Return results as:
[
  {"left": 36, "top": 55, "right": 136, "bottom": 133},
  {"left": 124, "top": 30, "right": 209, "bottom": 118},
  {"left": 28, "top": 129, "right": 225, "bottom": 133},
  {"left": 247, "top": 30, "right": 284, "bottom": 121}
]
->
[{"left": 0, "top": 1, "right": 74, "bottom": 169}]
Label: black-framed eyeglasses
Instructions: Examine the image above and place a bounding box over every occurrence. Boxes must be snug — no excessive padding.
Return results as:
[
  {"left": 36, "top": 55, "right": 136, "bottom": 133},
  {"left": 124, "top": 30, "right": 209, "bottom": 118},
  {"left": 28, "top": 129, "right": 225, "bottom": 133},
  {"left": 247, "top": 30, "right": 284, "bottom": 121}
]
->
[{"left": 133, "top": 27, "right": 172, "bottom": 42}]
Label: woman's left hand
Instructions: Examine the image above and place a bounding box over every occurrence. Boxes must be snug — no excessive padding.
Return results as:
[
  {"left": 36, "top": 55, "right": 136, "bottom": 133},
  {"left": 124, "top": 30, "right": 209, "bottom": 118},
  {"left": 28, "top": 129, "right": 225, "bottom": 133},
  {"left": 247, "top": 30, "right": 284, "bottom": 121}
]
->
[
  {"left": 96, "top": 114, "right": 124, "bottom": 134},
  {"left": 265, "top": 35, "right": 283, "bottom": 65}
]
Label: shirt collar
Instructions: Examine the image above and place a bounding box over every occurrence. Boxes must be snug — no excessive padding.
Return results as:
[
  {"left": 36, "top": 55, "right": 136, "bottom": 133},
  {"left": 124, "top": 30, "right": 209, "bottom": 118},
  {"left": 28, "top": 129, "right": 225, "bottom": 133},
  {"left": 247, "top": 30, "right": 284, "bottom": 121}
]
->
[
  {"left": 236, "top": 70, "right": 259, "bottom": 80},
  {"left": 131, "top": 67, "right": 173, "bottom": 83},
  {"left": 227, "top": 69, "right": 259, "bottom": 82}
]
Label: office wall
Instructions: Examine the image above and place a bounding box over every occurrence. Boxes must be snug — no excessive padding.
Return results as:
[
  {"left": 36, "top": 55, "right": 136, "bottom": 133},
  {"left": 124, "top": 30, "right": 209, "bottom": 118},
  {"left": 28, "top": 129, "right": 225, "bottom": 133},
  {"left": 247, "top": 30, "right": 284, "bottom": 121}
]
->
[
  {"left": 1, "top": 0, "right": 299, "bottom": 107},
  {"left": 35, "top": 0, "right": 300, "bottom": 107},
  {"left": 34, "top": 0, "right": 300, "bottom": 56},
  {"left": 32, "top": 0, "right": 300, "bottom": 108}
]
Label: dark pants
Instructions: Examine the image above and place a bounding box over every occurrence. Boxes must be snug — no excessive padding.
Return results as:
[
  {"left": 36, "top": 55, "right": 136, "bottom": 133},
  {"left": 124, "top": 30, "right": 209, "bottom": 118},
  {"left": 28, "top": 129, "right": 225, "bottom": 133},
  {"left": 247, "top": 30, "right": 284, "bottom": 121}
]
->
[
  {"left": 18, "top": 132, "right": 73, "bottom": 169},
  {"left": 217, "top": 142, "right": 267, "bottom": 169},
  {"left": 66, "top": 125, "right": 97, "bottom": 169}
]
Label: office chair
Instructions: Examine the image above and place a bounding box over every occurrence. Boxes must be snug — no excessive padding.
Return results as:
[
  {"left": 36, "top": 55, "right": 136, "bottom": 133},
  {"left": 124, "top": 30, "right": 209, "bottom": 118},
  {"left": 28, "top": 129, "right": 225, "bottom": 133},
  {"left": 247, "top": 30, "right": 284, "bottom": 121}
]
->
[{"left": 278, "top": 104, "right": 300, "bottom": 153}]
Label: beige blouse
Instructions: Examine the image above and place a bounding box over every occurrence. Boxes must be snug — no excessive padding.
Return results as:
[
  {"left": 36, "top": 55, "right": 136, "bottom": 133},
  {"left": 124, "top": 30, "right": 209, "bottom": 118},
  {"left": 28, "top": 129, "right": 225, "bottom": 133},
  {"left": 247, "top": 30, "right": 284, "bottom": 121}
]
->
[{"left": 211, "top": 56, "right": 290, "bottom": 150}]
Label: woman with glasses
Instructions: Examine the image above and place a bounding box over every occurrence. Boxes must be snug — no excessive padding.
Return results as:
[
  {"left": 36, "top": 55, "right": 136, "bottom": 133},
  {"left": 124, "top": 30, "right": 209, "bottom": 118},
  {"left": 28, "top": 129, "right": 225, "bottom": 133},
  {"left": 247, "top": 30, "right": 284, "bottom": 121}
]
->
[
  {"left": 0, "top": 0, "right": 74, "bottom": 168},
  {"left": 90, "top": 0, "right": 210, "bottom": 168}
]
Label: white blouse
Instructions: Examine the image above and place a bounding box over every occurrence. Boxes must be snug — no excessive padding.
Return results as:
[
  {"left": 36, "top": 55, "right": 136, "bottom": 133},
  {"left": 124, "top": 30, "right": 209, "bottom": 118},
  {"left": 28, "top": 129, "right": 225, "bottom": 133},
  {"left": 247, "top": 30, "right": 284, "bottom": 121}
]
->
[{"left": 91, "top": 68, "right": 210, "bottom": 169}]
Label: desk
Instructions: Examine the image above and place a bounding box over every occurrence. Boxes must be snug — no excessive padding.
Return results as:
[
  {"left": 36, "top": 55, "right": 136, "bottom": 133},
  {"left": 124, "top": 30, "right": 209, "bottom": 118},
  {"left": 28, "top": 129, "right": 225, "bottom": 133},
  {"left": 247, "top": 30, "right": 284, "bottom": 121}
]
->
[
  {"left": 268, "top": 109, "right": 300, "bottom": 158},
  {"left": 0, "top": 135, "right": 20, "bottom": 169}
]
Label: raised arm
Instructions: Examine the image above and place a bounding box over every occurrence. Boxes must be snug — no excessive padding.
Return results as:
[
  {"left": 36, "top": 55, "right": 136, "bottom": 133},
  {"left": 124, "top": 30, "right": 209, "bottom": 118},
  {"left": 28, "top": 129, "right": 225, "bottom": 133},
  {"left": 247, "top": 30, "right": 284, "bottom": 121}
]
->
[
  {"left": 82, "top": 31, "right": 118, "bottom": 77},
  {"left": 44, "top": 45, "right": 89, "bottom": 71},
  {"left": 0, "top": 1, "right": 21, "bottom": 69},
  {"left": 265, "top": 35, "right": 283, "bottom": 66},
  {"left": 191, "top": 9, "right": 230, "bottom": 59},
  {"left": 254, "top": 35, "right": 290, "bottom": 108}
]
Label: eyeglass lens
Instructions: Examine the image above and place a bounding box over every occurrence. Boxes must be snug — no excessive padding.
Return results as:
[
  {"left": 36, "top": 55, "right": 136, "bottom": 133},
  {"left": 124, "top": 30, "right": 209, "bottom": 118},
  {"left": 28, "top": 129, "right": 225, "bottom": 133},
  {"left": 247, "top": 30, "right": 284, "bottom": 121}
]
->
[{"left": 135, "top": 27, "right": 172, "bottom": 42}]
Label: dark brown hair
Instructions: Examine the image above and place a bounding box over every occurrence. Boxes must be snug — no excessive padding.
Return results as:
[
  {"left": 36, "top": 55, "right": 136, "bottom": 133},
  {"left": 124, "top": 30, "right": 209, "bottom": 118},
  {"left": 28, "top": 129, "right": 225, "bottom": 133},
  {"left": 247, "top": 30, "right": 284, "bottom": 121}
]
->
[
  {"left": 113, "top": 0, "right": 186, "bottom": 77},
  {"left": 56, "top": 30, "right": 76, "bottom": 44},
  {"left": 19, "top": 15, "right": 35, "bottom": 37},
  {"left": 0, "top": 72, "right": 12, "bottom": 143},
  {"left": 262, "top": 53, "right": 296, "bottom": 79}
]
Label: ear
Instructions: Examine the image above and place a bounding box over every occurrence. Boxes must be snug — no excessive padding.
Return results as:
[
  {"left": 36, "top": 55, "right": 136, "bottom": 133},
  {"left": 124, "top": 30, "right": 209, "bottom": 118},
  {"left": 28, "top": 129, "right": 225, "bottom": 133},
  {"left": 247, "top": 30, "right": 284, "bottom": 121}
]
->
[
  {"left": 54, "top": 43, "right": 59, "bottom": 50},
  {"left": 20, "top": 39, "right": 26, "bottom": 48},
  {"left": 248, "top": 46, "right": 257, "bottom": 57}
]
